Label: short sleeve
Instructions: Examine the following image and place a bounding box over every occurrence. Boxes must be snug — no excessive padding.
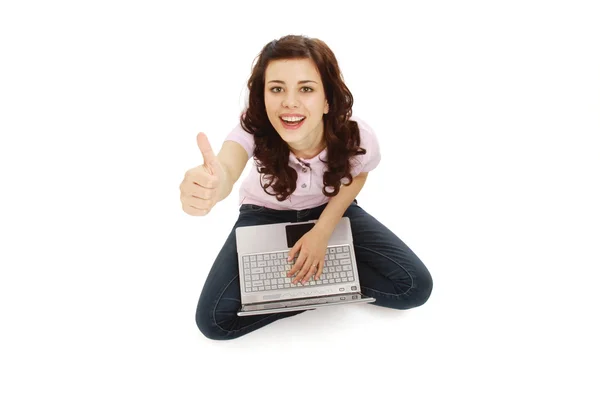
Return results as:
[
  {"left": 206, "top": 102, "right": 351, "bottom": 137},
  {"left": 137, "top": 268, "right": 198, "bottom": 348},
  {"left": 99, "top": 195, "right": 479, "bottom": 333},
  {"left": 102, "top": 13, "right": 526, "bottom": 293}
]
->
[
  {"left": 349, "top": 117, "right": 382, "bottom": 177},
  {"left": 224, "top": 123, "right": 254, "bottom": 160}
]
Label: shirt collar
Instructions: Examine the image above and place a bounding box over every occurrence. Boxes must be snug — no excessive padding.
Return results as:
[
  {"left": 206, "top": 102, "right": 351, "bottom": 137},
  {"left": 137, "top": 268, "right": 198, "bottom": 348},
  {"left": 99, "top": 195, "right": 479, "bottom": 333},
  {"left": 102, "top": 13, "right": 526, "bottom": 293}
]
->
[{"left": 288, "top": 147, "right": 327, "bottom": 166}]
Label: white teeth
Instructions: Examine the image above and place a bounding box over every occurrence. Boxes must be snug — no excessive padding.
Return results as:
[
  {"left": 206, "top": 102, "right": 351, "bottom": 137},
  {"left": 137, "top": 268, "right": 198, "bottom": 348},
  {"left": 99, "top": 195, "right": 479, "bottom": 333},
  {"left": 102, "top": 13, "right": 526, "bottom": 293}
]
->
[{"left": 281, "top": 116, "right": 305, "bottom": 122}]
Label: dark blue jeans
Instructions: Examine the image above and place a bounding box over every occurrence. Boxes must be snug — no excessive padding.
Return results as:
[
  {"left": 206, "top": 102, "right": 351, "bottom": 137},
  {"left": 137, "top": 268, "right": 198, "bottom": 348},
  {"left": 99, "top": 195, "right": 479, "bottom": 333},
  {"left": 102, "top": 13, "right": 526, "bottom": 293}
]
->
[{"left": 196, "top": 199, "right": 433, "bottom": 340}]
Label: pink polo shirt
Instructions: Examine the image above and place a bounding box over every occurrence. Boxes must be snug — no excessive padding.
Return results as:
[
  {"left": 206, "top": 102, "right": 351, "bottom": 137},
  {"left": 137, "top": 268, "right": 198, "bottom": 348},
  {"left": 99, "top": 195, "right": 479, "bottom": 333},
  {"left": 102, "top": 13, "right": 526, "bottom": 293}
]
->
[{"left": 224, "top": 116, "right": 381, "bottom": 211}]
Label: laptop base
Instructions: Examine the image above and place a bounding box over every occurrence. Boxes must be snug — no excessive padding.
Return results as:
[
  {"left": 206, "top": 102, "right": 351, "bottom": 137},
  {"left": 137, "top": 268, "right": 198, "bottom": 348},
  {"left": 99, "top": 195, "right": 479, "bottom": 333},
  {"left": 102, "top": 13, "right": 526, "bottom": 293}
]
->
[{"left": 237, "top": 293, "right": 375, "bottom": 316}]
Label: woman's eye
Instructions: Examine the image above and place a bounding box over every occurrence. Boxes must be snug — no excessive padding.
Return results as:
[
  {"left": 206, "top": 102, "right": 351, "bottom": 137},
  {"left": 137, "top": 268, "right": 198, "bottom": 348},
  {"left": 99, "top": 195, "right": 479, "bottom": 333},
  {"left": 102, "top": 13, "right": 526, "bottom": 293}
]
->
[{"left": 269, "top": 86, "right": 313, "bottom": 93}]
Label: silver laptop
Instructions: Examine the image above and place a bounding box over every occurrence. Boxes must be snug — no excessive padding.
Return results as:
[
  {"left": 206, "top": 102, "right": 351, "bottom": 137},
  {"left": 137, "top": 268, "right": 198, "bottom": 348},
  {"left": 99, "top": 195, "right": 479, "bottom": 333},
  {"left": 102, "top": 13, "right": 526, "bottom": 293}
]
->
[{"left": 235, "top": 216, "right": 375, "bottom": 316}]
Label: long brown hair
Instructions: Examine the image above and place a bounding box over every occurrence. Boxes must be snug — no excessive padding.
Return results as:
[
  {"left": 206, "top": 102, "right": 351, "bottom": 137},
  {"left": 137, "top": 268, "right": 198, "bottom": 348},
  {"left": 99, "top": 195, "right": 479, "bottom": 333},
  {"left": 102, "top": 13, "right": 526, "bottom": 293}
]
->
[{"left": 241, "top": 34, "right": 366, "bottom": 201}]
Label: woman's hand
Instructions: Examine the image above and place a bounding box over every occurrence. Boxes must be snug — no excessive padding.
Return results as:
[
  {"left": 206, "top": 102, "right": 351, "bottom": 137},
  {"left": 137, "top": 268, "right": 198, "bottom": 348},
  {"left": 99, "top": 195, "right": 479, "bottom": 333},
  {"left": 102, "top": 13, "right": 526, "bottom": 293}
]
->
[
  {"left": 286, "top": 227, "right": 331, "bottom": 285},
  {"left": 180, "top": 133, "right": 227, "bottom": 216}
]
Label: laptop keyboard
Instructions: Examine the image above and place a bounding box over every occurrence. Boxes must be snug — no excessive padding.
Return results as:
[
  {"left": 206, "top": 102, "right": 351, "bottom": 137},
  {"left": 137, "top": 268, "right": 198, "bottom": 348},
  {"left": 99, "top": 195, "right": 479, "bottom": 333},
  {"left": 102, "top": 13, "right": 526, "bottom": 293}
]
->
[{"left": 241, "top": 245, "right": 356, "bottom": 293}]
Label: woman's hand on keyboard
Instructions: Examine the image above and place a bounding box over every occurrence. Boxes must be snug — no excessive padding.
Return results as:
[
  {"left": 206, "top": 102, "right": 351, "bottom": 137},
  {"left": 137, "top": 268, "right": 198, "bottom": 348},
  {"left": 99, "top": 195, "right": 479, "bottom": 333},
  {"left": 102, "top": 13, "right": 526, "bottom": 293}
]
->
[{"left": 286, "top": 228, "right": 330, "bottom": 285}]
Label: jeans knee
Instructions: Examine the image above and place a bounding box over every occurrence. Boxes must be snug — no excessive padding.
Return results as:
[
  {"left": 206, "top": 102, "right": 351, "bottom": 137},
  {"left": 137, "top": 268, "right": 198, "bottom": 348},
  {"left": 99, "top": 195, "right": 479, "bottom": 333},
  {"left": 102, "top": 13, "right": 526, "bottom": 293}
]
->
[
  {"left": 195, "top": 305, "right": 233, "bottom": 341},
  {"left": 383, "top": 269, "right": 433, "bottom": 310},
  {"left": 409, "top": 269, "right": 433, "bottom": 308}
]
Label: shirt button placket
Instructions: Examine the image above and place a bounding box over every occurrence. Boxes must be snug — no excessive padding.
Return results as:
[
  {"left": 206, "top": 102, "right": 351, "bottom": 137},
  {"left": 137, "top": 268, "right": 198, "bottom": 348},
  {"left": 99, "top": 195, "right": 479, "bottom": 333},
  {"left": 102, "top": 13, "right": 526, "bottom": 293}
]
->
[{"left": 296, "top": 160, "right": 310, "bottom": 190}]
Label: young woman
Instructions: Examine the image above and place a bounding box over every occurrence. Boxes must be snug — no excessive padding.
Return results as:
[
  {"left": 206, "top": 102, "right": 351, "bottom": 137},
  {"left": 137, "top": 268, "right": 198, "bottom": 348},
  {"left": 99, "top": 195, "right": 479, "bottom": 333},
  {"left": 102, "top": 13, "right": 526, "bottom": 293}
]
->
[{"left": 180, "top": 35, "right": 433, "bottom": 340}]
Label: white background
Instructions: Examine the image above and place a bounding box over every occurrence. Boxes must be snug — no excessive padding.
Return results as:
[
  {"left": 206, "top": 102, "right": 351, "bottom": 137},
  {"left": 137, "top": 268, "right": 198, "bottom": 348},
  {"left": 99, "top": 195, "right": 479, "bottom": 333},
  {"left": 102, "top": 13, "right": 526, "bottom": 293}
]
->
[{"left": 1, "top": 0, "right": 599, "bottom": 398}]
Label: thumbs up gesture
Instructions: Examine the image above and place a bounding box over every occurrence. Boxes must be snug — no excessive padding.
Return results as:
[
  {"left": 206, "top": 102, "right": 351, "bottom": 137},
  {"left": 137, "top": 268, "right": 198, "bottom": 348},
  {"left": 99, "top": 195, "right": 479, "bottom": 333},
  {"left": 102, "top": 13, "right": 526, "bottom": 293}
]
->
[{"left": 180, "top": 133, "right": 227, "bottom": 216}]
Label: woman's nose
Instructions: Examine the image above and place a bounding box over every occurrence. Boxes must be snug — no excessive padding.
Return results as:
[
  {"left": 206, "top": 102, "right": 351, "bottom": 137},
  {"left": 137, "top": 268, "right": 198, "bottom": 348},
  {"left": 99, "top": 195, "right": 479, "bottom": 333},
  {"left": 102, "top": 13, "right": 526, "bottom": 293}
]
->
[{"left": 282, "top": 93, "right": 299, "bottom": 108}]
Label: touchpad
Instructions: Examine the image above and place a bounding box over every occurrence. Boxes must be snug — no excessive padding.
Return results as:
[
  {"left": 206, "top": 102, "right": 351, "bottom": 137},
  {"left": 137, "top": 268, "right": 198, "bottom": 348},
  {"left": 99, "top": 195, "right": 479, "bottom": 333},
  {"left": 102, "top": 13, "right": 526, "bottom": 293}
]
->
[{"left": 285, "top": 222, "right": 315, "bottom": 248}]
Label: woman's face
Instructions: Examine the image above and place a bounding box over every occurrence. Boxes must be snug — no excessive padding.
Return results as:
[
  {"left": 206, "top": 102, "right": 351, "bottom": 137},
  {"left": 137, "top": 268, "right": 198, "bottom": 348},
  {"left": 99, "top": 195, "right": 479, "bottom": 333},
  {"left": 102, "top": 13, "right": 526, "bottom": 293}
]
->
[{"left": 264, "top": 58, "right": 329, "bottom": 151}]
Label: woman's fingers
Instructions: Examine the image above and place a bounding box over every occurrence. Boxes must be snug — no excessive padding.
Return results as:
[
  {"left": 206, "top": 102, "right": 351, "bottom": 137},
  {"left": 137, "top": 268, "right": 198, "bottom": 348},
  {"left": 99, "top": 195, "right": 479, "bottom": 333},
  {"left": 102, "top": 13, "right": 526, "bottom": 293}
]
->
[
  {"left": 293, "top": 260, "right": 319, "bottom": 285},
  {"left": 314, "top": 261, "right": 323, "bottom": 281},
  {"left": 291, "top": 259, "right": 310, "bottom": 284},
  {"left": 301, "top": 263, "right": 319, "bottom": 284},
  {"left": 287, "top": 253, "right": 307, "bottom": 278}
]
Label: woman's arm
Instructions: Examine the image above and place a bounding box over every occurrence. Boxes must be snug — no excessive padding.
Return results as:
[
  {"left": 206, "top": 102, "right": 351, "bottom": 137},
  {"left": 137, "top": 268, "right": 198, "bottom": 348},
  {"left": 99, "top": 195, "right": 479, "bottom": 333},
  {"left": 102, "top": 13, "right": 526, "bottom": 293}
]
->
[{"left": 314, "top": 172, "right": 368, "bottom": 234}]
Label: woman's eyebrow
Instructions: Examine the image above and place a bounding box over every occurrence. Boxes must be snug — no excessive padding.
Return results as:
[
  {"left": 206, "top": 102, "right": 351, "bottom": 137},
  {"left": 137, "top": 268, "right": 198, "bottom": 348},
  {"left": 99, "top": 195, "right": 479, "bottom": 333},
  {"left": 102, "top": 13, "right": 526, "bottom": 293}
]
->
[{"left": 267, "top": 80, "right": 318, "bottom": 84}]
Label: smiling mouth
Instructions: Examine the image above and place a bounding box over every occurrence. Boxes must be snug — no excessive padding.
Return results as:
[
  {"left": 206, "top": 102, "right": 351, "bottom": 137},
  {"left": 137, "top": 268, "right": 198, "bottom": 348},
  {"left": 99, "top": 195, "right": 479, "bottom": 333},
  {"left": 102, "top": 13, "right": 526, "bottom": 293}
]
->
[
  {"left": 280, "top": 116, "right": 305, "bottom": 123},
  {"left": 280, "top": 116, "right": 306, "bottom": 129}
]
